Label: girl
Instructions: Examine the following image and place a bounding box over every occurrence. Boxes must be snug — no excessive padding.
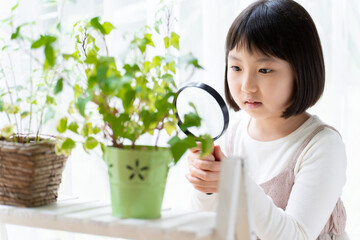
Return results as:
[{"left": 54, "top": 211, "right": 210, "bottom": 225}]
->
[{"left": 185, "top": 0, "right": 348, "bottom": 239}]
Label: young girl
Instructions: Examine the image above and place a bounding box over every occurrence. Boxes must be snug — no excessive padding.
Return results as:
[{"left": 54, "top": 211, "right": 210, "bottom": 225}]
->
[{"left": 185, "top": 0, "right": 348, "bottom": 239}]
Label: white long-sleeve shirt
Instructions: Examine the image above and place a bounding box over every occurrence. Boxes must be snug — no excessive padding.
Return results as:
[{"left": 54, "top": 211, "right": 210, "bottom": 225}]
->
[{"left": 189, "top": 112, "right": 347, "bottom": 240}]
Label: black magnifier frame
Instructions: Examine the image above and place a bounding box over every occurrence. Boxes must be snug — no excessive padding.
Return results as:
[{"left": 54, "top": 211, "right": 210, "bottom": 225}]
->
[{"left": 174, "top": 82, "right": 229, "bottom": 141}]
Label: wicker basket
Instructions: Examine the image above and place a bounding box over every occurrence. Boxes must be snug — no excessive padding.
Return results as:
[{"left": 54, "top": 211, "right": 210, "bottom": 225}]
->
[{"left": 0, "top": 135, "right": 68, "bottom": 207}]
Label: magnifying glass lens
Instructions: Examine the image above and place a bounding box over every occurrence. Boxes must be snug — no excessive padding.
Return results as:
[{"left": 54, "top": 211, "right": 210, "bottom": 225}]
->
[{"left": 175, "top": 83, "right": 229, "bottom": 141}]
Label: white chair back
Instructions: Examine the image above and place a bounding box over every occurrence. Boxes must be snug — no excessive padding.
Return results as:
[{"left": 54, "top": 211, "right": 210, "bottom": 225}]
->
[{"left": 214, "top": 157, "right": 256, "bottom": 240}]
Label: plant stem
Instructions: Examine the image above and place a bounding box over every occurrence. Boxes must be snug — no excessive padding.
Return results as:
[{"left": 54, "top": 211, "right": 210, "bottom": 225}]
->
[
  {"left": 81, "top": 30, "right": 88, "bottom": 58},
  {"left": 6, "top": 53, "right": 22, "bottom": 133},
  {"left": 0, "top": 63, "right": 20, "bottom": 135},
  {"left": 36, "top": 69, "right": 58, "bottom": 140},
  {"left": 103, "top": 35, "right": 109, "bottom": 56},
  {"left": 28, "top": 28, "right": 34, "bottom": 142}
]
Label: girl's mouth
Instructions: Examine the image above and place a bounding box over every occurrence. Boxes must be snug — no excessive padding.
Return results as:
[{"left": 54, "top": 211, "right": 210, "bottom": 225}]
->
[{"left": 244, "top": 100, "right": 262, "bottom": 109}]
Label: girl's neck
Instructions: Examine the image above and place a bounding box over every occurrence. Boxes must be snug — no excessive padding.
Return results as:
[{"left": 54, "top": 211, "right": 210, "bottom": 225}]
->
[{"left": 248, "top": 112, "right": 310, "bottom": 141}]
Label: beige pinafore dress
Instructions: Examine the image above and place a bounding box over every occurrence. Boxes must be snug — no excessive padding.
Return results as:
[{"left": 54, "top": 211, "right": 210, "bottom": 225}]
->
[{"left": 258, "top": 125, "right": 348, "bottom": 240}]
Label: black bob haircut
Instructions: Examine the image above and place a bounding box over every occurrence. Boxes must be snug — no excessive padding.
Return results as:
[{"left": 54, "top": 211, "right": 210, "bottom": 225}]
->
[{"left": 224, "top": 0, "right": 325, "bottom": 118}]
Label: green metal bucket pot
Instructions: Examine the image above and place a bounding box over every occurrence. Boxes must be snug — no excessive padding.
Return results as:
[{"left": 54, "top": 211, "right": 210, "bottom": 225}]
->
[{"left": 105, "top": 146, "right": 172, "bottom": 219}]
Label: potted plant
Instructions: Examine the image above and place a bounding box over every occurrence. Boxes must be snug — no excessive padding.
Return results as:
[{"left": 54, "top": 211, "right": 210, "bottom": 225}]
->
[
  {"left": 0, "top": 3, "right": 69, "bottom": 207},
  {"left": 56, "top": 12, "right": 212, "bottom": 219}
]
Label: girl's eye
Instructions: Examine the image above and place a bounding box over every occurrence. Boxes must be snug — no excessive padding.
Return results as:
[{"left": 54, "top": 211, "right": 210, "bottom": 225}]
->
[
  {"left": 259, "top": 68, "right": 272, "bottom": 74},
  {"left": 231, "top": 66, "right": 241, "bottom": 72}
]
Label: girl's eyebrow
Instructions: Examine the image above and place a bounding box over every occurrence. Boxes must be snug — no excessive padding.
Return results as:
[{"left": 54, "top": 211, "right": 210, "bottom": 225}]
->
[
  {"left": 228, "top": 54, "right": 278, "bottom": 63},
  {"left": 228, "top": 54, "right": 242, "bottom": 61},
  {"left": 256, "top": 57, "right": 277, "bottom": 63}
]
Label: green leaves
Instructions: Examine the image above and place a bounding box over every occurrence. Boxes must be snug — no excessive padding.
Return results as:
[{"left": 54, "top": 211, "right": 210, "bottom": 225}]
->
[
  {"left": 179, "top": 112, "right": 201, "bottom": 133},
  {"left": 133, "top": 33, "right": 155, "bottom": 54},
  {"left": 168, "top": 136, "right": 197, "bottom": 164},
  {"left": 11, "top": 24, "right": 25, "bottom": 39},
  {"left": 68, "top": 122, "right": 79, "bottom": 133},
  {"left": 76, "top": 97, "right": 90, "bottom": 117},
  {"left": 31, "top": 35, "right": 57, "bottom": 68},
  {"left": 85, "top": 136, "right": 98, "bottom": 150},
  {"left": 56, "top": 117, "right": 68, "bottom": 133},
  {"left": 11, "top": 2, "right": 19, "bottom": 11},
  {"left": 62, "top": 138, "right": 76, "bottom": 149},
  {"left": 164, "top": 32, "right": 180, "bottom": 50},
  {"left": 170, "top": 32, "right": 180, "bottom": 50},
  {"left": 54, "top": 78, "right": 63, "bottom": 95},
  {"left": 90, "top": 17, "right": 115, "bottom": 35},
  {"left": 1, "top": 125, "right": 15, "bottom": 138},
  {"left": 90, "top": 17, "right": 106, "bottom": 34},
  {"left": 52, "top": 15, "right": 206, "bottom": 165},
  {"left": 198, "top": 134, "right": 213, "bottom": 157},
  {"left": 102, "top": 22, "right": 115, "bottom": 35},
  {"left": 31, "top": 35, "right": 57, "bottom": 49},
  {"left": 45, "top": 44, "right": 55, "bottom": 66}
]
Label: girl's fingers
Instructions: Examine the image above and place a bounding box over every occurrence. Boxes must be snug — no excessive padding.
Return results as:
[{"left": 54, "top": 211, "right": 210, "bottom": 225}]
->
[
  {"left": 193, "top": 158, "right": 221, "bottom": 171},
  {"left": 185, "top": 173, "right": 219, "bottom": 188},
  {"left": 188, "top": 165, "right": 220, "bottom": 181},
  {"left": 189, "top": 143, "right": 202, "bottom": 153},
  {"left": 187, "top": 153, "right": 215, "bottom": 166}
]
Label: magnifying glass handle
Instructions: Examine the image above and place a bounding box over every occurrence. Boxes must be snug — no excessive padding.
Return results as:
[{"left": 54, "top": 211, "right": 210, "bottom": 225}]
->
[{"left": 206, "top": 147, "right": 222, "bottom": 195}]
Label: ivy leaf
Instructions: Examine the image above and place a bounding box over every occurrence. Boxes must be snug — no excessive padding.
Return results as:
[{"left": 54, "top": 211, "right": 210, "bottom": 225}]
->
[
  {"left": 76, "top": 97, "right": 89, "bottom": 117},
  {"left": 44, "top": 107, "right": 55, "bottom": 123},
  {"left": 180, "top": 112, "right": 201, "bottom": 132},
  {"left": 81, "top": 122, "right": 94, "bottom": 137},
  {"left": 31, "top": 35, "right": 56, "bottom": 49},
  {"left": 151, "top": 56, "right": 163, "bottom": 69},
  {"left": 85, "top": 136, "right": 98, "bottom": 150},
  {"left": 164, "top": 121, "right": 176, "bottom": 135},
  {"left": 140, "top": 110, "right": 156, "bottom": 129},
  {"left": 164, "top": 36, "right": 170, "bottom": 49},
  {"left": 103, "top": 22, "right": 115, "bottom": 35},
  {"left": 144, "top": 33, "right": 155, "bottom": 47},
  {"left": 84, "top": 49, "right": 98, "bottom": 64},
  {"left": 1, "top": 125, "right": 15, "bottom": 138},
  {"left": 20, "top": 111, "right": 30, "bottom": 119},
  {"left": 122, "top": 89, "right": 136, "bottom": 110},
  {"left": 198, "top": 134, "right": 213, "bottom": 157},
  {"left": 93, "top": 126, "right": 101, "bottom": 134},
  {"left": 168, "top": 135, "right": 197, "bottom": 164},
  {"left": 163, "top": 61, "right": 176, "bottom": 74},
  {"left": 46, "top": 95, "right": 56, "bottom": 105},
  {"left": 154, "top": 19, "right": 162, "bottom": 34},
  {"left": 4, "top": 103, "right": 20, "bottom": 114},
  {"left": 90, "top": 17, "right": 106, "bottom": 35},
  {"left": 170, "top": 32, "right": 180, "bottom": 50},
  {"left": 11, "top": 25, "right": 22, "bottom": 39},
  {"left": 54, "top": 78, "right": 63, "bottom": 95},
  {"left": 61, "top": 138, "right": 76, "bottom": 150},
  {"left": 11, "top": 2, "right": 19, "bottom": 11},
  {"left": 68, "top": 121, "right": 79, "bottom": 133},
  {"left": 45, "top": 44, "right": 55, "bottom": 67},
  {"left": 56, "top": 117, "right": 68, "bottom": 133}
]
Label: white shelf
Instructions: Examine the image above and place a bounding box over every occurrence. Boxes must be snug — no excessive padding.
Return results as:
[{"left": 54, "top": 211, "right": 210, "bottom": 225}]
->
[{"left": 0, "top": 196, "right": 215, "bottom": 240}]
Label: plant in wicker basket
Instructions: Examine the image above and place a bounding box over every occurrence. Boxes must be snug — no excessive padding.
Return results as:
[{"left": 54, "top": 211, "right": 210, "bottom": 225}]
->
[
  {"left": 0, "top": 3, "right": 69, "bottom": 207},
  {"left": 56, "top": 10, "right": 213, "bottom": 218}
]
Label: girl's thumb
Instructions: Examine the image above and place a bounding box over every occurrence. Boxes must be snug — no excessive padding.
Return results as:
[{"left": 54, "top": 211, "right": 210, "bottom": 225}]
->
[{"left": 213, "top": 145, "right": 226, "bottom": 161}]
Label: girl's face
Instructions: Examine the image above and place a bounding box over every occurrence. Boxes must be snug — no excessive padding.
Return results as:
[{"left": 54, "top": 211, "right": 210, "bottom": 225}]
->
[{"left": 227, "top": 47, "right": 294, "bottom": 120}]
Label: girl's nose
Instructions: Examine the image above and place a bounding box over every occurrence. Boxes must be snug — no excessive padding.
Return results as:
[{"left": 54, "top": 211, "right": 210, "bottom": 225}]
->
[{"left": 241, "top": 73, "right": 257, "bottom": 93}]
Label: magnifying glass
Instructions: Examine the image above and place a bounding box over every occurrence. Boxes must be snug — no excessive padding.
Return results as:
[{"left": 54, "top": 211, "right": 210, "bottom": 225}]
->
[{"left": 174, "top": 82, "right": 229, "bottom": 141}]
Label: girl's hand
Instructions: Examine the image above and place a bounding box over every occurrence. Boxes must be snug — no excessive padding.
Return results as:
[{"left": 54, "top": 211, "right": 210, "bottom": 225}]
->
[{"left": 185, "top": 145, "right": 226, "bottom": 193}]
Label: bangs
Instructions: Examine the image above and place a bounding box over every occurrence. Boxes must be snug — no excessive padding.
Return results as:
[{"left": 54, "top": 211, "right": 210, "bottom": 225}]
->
[{"left": 226, "top": 1, "right": 288, "bottom": 60}]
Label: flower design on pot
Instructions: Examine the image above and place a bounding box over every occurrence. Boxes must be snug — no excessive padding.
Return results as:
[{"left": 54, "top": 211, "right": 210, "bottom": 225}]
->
[{"left": 126, "top": 159, "right": 149, "bottom": 180}]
